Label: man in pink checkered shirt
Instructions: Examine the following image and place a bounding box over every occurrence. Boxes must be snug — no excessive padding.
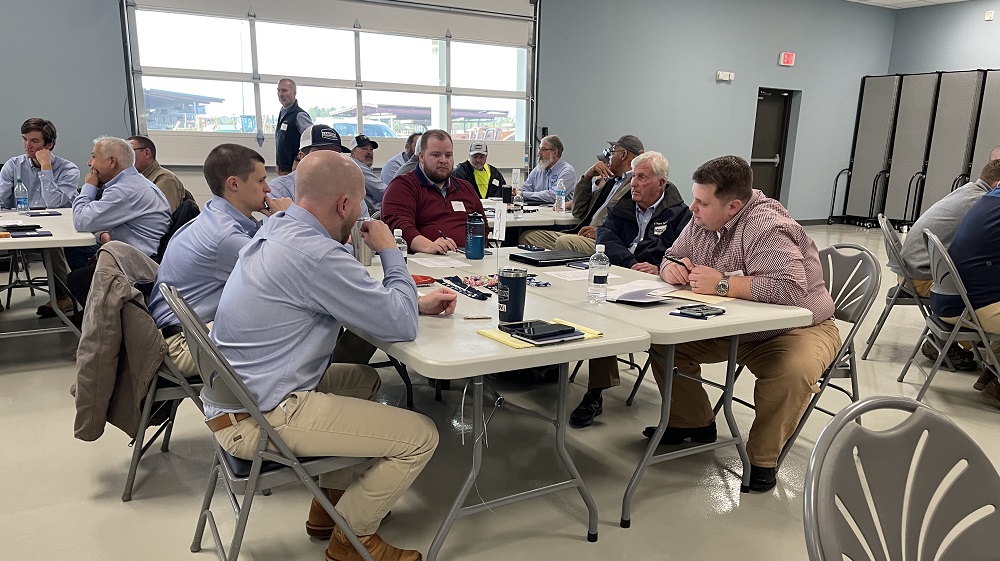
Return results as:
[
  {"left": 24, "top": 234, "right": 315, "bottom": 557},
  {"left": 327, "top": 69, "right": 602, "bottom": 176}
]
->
[{"left": 653, "top": 155, "right": 840, "bottom": 492}]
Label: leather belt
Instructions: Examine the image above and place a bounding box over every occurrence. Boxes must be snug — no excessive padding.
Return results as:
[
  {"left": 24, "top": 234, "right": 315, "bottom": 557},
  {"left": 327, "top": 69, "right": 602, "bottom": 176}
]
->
[
  {"left": 161, "top": 324, "right": 183, "bottom": 339},
  {"left": 205, "top": 413, "right": 251, "bottom": 432}
]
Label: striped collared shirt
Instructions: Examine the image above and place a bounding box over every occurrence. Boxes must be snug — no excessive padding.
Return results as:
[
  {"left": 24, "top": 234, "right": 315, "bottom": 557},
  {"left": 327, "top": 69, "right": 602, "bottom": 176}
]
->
[{"left": 664, "top": 189, "right": 834, "bottom": 342}]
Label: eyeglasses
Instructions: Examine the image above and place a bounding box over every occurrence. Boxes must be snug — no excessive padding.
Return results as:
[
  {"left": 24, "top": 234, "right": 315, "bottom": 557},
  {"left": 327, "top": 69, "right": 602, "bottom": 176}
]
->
[{"left": 538, "top": 147, "right": 555, "bottom": 153}]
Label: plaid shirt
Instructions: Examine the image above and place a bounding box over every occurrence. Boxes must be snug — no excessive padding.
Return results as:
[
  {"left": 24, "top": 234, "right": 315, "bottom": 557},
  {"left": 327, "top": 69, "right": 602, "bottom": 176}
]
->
[{"left": 665, "top": 189, "right": 834, "bottom": 342}]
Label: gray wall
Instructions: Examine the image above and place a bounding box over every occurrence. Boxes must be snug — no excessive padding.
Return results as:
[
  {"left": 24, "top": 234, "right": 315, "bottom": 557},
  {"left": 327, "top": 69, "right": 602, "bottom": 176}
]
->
[
  {"left": 890, "top": 0, "right": 1000, "bottom": 74},
  {"left": 0, "top": 0, "right": 130, "bottom": 182},
  {"left": 537, "top": 0, "right": 896, "bottom": 220}
]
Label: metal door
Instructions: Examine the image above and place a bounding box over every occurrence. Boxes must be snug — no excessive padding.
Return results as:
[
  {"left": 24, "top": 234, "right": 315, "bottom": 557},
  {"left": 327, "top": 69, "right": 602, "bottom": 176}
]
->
[{"left": 750, "top": 88, "right": 792, "bottom": 200}]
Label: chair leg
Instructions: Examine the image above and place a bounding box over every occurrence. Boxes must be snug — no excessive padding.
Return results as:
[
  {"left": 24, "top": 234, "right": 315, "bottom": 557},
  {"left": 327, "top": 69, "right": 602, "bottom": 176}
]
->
[
  {"left": 389, "top": 357, "right": 414, "bottom": 409},
  {"left": 897, "top": 327, "right": 929, "bottom": 382},
  {"left": 190, "top": 457, "right": 221, "bottom": 553},
  {"left": 122, "top": 377, "right": 160, "bottom": 502},
  {"left": 19, "top": 252, "right": 35, "bottom": 298},
  {"left": 568, "top": 360, "right": 583, "bottom": 383},
  {"left": 862, "top": 296, "right": 896, "bottom": 359},
  {"left": 160, "top": 399, "right": 183, "bottom": 453}
]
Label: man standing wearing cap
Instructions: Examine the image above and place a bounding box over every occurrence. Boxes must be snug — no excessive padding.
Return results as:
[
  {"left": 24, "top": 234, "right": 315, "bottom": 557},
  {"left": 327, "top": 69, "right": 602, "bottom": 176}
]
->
[
  {"left": 520, "top": 134, "right": 643, "bottom": 254},
  {"left": 452, "top": 141, "right": 507, "bottom": 199},
  {"left": 275, "top": 79, "right": 313, "bottom": 176},
  {"left": 269, "top": 124, "right": 353, "bottom": 201},
  {"left": 349, "top": 135, "right": 387, "bottom": 212}
]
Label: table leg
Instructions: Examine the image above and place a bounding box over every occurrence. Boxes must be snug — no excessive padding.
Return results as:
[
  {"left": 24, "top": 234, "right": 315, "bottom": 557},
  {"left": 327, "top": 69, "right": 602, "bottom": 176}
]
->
[
  {"left": 554, "top": 362, "right": 599, "bottom": 541},
  {"left": 621, "top": 344, "right": 674, "bottom": 528},
  {"left": 43, "top": 248, "right": 80, "bottom": 339},
  {"left": 427, "top": 376, "right": 485, "bottom": 561},
  {"left": 721, "top": 335, "right": 750, "bottom": 492}
]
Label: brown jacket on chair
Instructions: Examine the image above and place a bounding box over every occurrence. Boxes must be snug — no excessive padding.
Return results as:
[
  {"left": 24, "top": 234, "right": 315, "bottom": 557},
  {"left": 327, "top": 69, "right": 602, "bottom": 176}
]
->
[{"left": 73, "top": 241, "right": 166, "bottom": 441}]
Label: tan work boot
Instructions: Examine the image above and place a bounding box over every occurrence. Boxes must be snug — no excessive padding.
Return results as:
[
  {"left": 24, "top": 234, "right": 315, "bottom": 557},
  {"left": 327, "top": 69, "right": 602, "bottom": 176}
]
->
[
  {"left": 36, "top": 296, "right": 74, "bottom": 318},
  {"left": 306, "top": 488, "right": 346, "bottom": 539},
  {"left": 326, "top": 527, "right": 421, "bottom": 561}
]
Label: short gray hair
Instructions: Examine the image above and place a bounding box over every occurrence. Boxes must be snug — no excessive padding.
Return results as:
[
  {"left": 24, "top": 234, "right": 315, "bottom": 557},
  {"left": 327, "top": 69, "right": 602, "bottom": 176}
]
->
[
  {"left": 541, "top": 135, "right": 564, "bottom": 157},
  {"left": 94, "top": 136, "right": 135, "bottom": 169},
  {"left": 632, "top": 151, "right": 669, "bottom": 182}
]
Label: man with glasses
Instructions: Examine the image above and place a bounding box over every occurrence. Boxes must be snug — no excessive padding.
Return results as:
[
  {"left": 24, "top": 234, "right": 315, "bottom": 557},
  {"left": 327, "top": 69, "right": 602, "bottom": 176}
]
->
[
  {"left": 518, "top": 135, "right": 576, "bottom": 205},
  {"left": 127, "top": 135, "right": 187, "bottom": 211},
  {"left": 349, "top": 135, "right": 387, "bottom": 212},
  {"left": 519, "top": 135, "right": 643, "bottom": 253}
]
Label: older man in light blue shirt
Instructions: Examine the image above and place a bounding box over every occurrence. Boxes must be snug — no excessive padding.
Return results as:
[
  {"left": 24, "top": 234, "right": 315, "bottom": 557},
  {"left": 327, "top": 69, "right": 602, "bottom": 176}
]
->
[
  {"left": 380, "top": 132, "right": 420, "bottom": 185},
  {"left": 205, "top": 150, "right": 455, "bottom": 560},
  {"left": 519, "top": 134, "right": 576, "bottom": 204},
  {"left": 149, "top": 143, "right": 289, "bottom": 376}
]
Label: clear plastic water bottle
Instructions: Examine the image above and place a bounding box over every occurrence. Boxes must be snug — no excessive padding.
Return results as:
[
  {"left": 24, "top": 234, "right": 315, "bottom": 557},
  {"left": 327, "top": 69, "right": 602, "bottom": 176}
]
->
[
  {"left": 553, "top": 179, "right": 567, "bottom": 214},
  {"left": 512, "top": 190, "right": 524, "bottom": 220},
  {"left": 588, "top": 244, "right": 610, "bottom": 304},
  {"left": 14, "top": 178, "right": 29, "bottom": 211},
  {"left": 393, "top": 228, "right": 408, "bottom": 263}
]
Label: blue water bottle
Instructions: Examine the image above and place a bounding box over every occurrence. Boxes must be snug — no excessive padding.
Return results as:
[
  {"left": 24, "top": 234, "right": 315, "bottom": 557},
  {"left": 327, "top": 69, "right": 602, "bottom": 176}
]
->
[{"left": 465, "top": 212, "right": 485, "bottom": 260}]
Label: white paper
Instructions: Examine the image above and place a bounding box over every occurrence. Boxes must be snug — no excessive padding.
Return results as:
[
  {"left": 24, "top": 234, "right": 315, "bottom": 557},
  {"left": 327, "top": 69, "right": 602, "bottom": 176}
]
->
[
  {"left": 543, "top": 270, "right": 622, "bottom": 282},
  {"left": 606, "top": 280, "right": 674, "bottom": 301},
  {"left": 409, "top": 256, "right": 471, "bottom": 268}
]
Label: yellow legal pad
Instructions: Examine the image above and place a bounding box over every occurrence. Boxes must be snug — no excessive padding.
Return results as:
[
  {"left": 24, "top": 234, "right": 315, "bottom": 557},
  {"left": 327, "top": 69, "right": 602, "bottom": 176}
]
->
[{"left": 477, "top": 318, "right": 603, "bottom": 349}]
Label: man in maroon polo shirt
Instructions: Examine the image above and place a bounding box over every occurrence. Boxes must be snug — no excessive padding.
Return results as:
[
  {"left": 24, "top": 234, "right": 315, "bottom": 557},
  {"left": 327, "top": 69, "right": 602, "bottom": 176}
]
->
[{"left": 381, "top": 129, "right": 487, "bottom": 254}]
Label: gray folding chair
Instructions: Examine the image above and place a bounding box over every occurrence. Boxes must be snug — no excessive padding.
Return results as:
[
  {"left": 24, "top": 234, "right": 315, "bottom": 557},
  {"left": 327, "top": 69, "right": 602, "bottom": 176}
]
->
[
  {"left": 862, "top": 214, "right": 928, "bottom": 360},
  {"left": 158, "top": 284, "right": 375, "bottom": 561},
  {"left": 803, "top": 395, "right": 1000, "bottom": 561},
  {"left": 706, "top": 243, "right": 881, "bottom": 467},
  {"left": 897, "top": 230, "right": 1000, "bottom": 401},
  {"left": 122, "top": 355, "right": 203, "bottom": 501}
]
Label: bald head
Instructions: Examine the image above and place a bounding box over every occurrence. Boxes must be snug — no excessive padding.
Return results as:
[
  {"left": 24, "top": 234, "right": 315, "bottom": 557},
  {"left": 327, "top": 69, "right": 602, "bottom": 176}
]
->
[{"left": 295, "top": 151, "right": 364, "bottom": 242}]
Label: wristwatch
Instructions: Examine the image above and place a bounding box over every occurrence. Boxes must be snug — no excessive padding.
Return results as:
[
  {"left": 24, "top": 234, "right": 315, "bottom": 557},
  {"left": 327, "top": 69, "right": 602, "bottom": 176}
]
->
[{"left": 716, "top": 277, "right": 730, "bottom": 297}]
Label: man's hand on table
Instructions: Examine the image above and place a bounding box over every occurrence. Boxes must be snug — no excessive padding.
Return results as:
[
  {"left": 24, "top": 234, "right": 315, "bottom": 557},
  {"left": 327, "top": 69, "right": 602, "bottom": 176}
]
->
[{"left": 418, "top": 287, "right": 458, "bottom": 315}]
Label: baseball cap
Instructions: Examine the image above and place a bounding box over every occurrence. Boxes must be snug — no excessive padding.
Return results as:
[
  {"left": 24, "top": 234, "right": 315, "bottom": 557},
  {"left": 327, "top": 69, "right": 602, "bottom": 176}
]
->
[
  {"left": 299, "top": 124, "right": 349, "bottom": 153},
  {"left": 607, "top": 134, "right": 644, "bottom": 155},
  {"left": 469, "top": 141, "right": 488, "bottom": 155},
  {"left": 349, "top": 135, "right": 379, "bottom": 150}
]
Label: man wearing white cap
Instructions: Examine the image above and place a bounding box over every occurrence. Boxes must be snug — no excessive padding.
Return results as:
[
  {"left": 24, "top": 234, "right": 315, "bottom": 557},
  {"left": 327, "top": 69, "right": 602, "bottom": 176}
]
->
[
  {"left": 452, "top": 141, "right": 507, "bottom": 199},
  {"left": 268, "top": 124, "right": 352, "bottom": 201},
  {"left": 350, "top": 135, "right": 387, "bottom": 212}
]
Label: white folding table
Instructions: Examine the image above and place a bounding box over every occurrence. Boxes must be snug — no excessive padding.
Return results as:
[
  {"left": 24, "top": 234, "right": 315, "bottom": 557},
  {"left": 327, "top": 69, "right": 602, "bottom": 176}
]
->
[{"left": 0, "top": 211, "right": 95, "bottom": 339}]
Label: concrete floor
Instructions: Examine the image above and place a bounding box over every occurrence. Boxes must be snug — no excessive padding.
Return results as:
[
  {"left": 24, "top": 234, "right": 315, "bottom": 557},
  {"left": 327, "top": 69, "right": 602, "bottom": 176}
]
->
[{"left": 0, "top": 224, "right": 995, "bottom": 561}]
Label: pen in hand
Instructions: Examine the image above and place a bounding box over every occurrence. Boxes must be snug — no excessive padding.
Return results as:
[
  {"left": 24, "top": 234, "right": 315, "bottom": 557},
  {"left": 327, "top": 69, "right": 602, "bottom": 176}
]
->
[{"left": 663, "top": 255, "right": 692, "bottom": 270}]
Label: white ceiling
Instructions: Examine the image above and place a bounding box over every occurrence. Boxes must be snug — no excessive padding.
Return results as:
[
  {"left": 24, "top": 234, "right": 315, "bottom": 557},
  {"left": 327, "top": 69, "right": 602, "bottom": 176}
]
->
[{"left": 843, "top": 0, "right": 971, "bottom": 9}]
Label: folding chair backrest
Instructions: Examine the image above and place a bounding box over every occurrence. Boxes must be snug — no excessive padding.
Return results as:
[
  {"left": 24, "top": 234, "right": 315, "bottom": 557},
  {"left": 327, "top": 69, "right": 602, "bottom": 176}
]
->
[
  {"left": 158, "top": 284, "right": 260, "bottom": 420},
  {"left": 924, "top": 229, "right": 969, "bottom": 304},
  {"left": 878, "top": 214, "right": 904, "bottom": 258},
  {"left": 803, "top": 395, "right": 1000, "bottom": 561},
  {"left": 819, "top": 243, "right": 881, "bottom": 326}
]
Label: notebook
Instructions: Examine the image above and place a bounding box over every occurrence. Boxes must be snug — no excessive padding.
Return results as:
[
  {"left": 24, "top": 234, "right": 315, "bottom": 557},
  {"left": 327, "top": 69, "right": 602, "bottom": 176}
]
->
[{"left": 509, "top": 249, "right": 591, "bottom": 266}]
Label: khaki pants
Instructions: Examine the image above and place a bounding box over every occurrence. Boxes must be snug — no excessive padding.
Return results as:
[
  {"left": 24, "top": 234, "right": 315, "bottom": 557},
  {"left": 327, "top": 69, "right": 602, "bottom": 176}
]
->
[
  {"left": 519, "top": 229, "right": 562, "bottom": 249},
  {"left": 554, "top": 234, "right": 597, "bottom": 255},
  {"left": 213, "top": 364, "right": 439, "bottom": 535},
  {"left": 942, "top": 300, "right": 1000, "bottom": 357},
  {"left": 165, "top": 321, "right": 214, "bottom": 378},
  {"left": 650, "top": 320, "right": 841, "bottom": 467},
  {"left": 903, "top": 276, "right": 933, "bottom": 299}
]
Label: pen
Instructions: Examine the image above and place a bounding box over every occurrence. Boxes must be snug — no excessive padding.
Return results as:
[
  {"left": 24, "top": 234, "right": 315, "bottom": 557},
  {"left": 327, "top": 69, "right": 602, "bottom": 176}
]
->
[
  {"left": 663, "top": 255, "right": 691, "bottom": 270},
  {"left": 437, "top": 229, "right": 448, "bottom": 240},
  {"left": 263, "top": 198, "right": 271, "bottom": 212}
]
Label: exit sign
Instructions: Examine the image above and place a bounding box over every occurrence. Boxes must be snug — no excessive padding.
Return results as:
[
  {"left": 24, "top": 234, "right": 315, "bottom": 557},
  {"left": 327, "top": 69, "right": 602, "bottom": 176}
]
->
[{"left": 779, "top": 51, "right": 796, "bottom": 66}]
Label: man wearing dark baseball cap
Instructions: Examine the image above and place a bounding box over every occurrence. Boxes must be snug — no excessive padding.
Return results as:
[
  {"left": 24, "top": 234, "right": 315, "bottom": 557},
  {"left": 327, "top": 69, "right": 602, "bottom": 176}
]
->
[
  {"left": 349, "top": 135, "right": 388, "bottom": 212},
  {"left": 268, "top": 124, "right": 350, "bottom": 200},
  {"left": 452, "top": 141, "right": 507, "bottom": 198}
]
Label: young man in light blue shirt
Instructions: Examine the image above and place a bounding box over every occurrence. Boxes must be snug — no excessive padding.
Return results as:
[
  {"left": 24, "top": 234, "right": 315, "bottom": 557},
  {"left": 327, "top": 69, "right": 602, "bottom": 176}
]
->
[
  {"left": 148, "top": 143, "right": 291, "bottom": 377},
  {"left": 206, "top": 151, "right": 456, "bottom": 561}
]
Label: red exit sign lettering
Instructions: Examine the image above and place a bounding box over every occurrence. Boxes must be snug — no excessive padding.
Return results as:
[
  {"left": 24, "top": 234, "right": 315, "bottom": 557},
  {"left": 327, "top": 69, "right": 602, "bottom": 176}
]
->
[{"left": 779, "top": 51, "right": 796, "bottom": 66}]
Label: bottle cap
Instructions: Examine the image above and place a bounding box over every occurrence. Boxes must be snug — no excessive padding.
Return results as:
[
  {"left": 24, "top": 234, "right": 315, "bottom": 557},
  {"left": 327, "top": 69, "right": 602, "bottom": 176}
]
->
[
  {"left": 393, "top": 229, "right": 402, "bottom": 236},
  {"left": 595, "top": 244, "right": 605, "bottom": 253}
]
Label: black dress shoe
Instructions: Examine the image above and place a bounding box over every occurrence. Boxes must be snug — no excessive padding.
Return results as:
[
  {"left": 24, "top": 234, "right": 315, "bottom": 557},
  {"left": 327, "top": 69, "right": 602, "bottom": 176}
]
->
[
  {"left": 570, "top": 389, "right": 603, "bottom": 428},
  {"left": 748, "top": 464, "right": 777, "bottom": 492},
  {"left": 642, "top": 421, "right": 717, "bottom": 444}
]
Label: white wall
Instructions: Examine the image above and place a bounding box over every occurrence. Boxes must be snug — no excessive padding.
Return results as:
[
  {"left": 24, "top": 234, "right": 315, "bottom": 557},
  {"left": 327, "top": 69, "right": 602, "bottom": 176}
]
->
[{"left": 536, "top": 0, "right": 896, "bottom": 220}]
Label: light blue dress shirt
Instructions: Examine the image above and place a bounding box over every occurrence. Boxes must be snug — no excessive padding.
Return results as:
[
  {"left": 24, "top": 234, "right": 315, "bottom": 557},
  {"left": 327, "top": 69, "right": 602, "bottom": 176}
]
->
[
  {"left": 380, "top": 151, "right": 408, "bottom": 185},
  {"left": 520, "top": 158, "right": 576, "bottom": 203},
  {"left": 0, "top": 154, "right": 79, "bottom": 208},
  {"left": 72, "top": 166, "right": 171, "bottom": 256},
  {"left": 204, "top": 203, "right": 418, "bottom": 416},
  {"left": 353, "top": 157, "right": 387, "bottom": 211},
  {"left": 149, "top": 196, "right": 260, "bottom": 329}
]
